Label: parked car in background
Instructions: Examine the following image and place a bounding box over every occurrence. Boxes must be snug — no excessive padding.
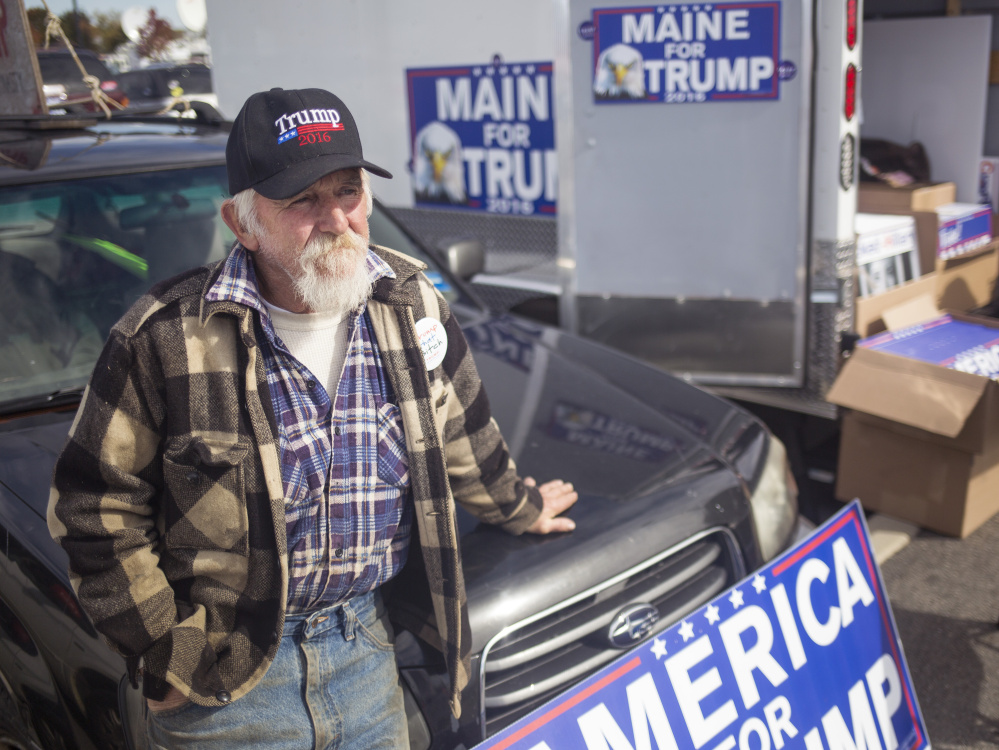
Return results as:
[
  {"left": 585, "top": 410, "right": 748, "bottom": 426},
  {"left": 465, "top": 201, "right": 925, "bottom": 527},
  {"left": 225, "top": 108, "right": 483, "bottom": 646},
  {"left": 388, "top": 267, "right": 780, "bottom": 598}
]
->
[
  {"left": 35, "top": 47, "right": 129, "bottom": 114},
  {"left": 116, "top": 63, "right": 218, "bottom": 114},
  {"left": 0, "top": 110, "right": 808, "bottom": 750}
]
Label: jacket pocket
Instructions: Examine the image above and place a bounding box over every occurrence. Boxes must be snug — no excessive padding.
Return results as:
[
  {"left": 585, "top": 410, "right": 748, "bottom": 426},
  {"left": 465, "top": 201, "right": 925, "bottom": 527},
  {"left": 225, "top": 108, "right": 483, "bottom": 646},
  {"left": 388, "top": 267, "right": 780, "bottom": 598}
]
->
[{"left": 162, "top": 437, "right": 250, "bottom": 554}]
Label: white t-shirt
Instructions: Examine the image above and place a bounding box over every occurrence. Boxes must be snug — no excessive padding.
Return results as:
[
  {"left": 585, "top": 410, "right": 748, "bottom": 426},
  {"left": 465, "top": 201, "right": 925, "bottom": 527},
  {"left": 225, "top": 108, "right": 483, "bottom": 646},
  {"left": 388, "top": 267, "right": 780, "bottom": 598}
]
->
[{"left": 264, "top": 302, "right": 351, "bottom": 398}]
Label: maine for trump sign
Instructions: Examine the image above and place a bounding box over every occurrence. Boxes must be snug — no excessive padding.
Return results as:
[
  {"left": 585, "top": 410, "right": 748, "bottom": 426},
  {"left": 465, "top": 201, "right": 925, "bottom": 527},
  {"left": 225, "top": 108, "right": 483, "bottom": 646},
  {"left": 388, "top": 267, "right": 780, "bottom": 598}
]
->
[
  {"left": 474, "top": 501, "right": 928, "bottom": 750},
  {"left": 405, "top": 61, "right": 556, "bottom": 216},
  {"left": 586, "top": 3, "right": 785, "bottom": 104}
]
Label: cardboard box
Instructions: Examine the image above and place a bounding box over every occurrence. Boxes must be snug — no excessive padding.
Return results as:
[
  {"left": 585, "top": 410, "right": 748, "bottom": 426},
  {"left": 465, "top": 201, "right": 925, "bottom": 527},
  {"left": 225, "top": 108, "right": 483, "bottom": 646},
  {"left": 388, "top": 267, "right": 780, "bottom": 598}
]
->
[
  {"left": 852, "top": 239, "right": 999, "bottom": 337},
  {"left": 858, "top": 182, "right": 957, "bottom": 271},
  {"left": 854, "top": 273, "right": 935, "bottom": 338},
  {"left": 936, "top": 240, "right": 999, "bottom": 311},
  {"left": 855, "top": 213, "right": 920, "bottom": 297},
  {"left": 936, "top": 203, "right": 993, "bottom": 260},
  {"left": 858, "top": 181, "right": 956, "bottom": 213},
  {"left": 828, "top": 313, "right": 999, "bottom": 537}
]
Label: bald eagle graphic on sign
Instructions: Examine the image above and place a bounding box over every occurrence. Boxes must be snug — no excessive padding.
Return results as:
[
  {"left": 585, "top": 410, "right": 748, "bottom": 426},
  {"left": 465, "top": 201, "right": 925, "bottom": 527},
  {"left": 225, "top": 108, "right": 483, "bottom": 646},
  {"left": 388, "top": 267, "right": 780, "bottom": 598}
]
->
[
  {"left": 594, "top": 43, "right": 646, "bottom": 100},
  {"left": 413, "top": 121, "right": 467, "bottom": 205}
]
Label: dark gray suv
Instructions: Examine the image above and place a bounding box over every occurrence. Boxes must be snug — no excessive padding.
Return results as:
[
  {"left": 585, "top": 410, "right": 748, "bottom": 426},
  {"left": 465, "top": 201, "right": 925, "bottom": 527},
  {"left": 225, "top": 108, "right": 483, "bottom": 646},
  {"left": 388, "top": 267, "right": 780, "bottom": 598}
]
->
[{"left": 0, "top": 111, "right": 806, "bottom": 749}]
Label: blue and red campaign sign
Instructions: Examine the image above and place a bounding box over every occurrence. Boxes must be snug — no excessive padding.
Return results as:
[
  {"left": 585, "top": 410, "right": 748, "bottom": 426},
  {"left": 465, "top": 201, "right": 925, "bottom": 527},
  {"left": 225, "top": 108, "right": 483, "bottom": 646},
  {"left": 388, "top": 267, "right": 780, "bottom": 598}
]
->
[
  {"left": 405, "top": 61, "right": 556, "bottom": 216},
  {"left": 589, "top": 3, "right": 783, "bottom": 104},
  {"left": 474, "top": 500, "right": 928, "bottom": 750}
]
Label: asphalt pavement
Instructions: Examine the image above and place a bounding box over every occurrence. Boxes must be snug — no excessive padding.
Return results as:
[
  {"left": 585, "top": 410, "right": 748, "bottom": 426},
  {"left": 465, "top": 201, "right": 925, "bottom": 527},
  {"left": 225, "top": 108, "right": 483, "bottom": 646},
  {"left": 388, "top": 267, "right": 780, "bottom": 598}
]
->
[{"left": 877, "top": 509, "right": 999, "bottom": 750}]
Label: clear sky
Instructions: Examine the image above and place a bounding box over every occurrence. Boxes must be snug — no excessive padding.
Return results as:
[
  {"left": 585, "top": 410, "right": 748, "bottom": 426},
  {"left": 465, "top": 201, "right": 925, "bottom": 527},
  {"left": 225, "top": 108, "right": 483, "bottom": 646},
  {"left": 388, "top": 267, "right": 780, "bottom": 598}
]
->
[{"left": 26, "top": 0, "right": 184, "bottom": 30}]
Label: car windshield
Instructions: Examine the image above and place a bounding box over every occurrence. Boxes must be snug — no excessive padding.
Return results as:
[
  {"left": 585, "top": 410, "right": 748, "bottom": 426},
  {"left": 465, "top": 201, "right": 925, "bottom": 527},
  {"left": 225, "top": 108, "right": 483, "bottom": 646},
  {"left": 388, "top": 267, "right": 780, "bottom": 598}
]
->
[
  {"left": 0, "top": 165, "right": 232, "bottom": 405},
  {"left": 170, "top": 67, "right": 213, "bottom": 94},
  {"left": 0, "top": 164, "right": 467, "bottom": 408}
]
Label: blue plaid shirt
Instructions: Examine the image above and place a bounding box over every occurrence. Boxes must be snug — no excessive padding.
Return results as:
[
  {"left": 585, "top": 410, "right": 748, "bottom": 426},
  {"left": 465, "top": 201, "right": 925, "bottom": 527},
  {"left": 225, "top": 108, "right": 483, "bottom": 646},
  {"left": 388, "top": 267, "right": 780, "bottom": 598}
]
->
[{"left": 206, "top": 245, "right": 413, "bottom": 613}]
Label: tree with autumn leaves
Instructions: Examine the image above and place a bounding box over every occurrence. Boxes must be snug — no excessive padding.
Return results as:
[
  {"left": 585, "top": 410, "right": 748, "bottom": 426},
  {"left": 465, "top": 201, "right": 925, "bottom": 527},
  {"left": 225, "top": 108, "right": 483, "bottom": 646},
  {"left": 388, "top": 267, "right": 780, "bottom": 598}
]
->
[{"left": 135, "top": 10, "right": 180, "bottom": 59}]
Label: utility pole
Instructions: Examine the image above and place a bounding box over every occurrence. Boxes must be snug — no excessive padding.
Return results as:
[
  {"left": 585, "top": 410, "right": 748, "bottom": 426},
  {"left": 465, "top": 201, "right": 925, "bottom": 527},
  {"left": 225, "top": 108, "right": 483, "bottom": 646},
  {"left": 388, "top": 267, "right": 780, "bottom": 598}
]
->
[{"left": 72, "top": 0, "right": 83, "bottom": 44}]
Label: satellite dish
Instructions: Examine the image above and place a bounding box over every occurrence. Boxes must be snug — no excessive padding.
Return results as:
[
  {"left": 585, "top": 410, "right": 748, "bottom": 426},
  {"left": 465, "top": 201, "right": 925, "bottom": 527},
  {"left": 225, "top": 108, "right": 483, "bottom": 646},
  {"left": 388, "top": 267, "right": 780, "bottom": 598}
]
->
[
  {"left": 121, "top": 7, "right": 147, "bottom": 42},
  {"left": 177, "top": 0, "right": 207, "bottom": 32}
]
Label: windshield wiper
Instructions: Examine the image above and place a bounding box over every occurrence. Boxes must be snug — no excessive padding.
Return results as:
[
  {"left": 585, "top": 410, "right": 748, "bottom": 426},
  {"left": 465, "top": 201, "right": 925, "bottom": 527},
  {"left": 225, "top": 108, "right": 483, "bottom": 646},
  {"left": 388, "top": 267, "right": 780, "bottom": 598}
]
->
[
  {"left": 45, "top": 385, "right": 87, "bottom": 402},
  {"left": 0, "top": 385, "right": 86, "bottom": 417}
]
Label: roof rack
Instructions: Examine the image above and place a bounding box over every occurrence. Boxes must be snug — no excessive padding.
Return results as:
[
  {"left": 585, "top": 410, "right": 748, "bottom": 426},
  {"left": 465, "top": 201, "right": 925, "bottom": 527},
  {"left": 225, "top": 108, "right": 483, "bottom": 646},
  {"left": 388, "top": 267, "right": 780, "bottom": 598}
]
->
[{"left": 0, "top": 114, "right": 101, "bottom": 130}]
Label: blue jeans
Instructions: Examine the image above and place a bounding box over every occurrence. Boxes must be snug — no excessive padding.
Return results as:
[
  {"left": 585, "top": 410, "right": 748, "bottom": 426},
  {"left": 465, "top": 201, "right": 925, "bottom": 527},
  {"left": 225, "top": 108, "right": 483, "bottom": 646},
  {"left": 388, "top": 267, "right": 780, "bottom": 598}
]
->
[{"left": 146, "top": 591, "right": 409, "bottom": 749}]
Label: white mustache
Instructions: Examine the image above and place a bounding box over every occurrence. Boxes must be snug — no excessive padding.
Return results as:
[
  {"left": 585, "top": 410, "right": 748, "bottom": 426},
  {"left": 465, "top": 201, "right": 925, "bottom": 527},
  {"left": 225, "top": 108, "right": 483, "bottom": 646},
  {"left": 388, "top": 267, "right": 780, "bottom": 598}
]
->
[
  {"left": 292, "top": 229, "right": 372, "bottom": 315},
  {"left": 299, "top": 228, "right": 367, "bottom": 265}
]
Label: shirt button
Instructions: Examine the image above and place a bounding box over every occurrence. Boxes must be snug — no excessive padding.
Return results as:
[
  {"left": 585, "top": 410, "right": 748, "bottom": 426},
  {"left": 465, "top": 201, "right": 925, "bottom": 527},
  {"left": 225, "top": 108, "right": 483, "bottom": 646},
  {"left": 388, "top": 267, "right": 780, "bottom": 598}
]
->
[
  {"left": 216, "top": 690, "right": 231, "bottom": 704},
  {"left": 306, "top": 380, "right": 317, "bottom": 390},
  {"left": 334, "top": 548, "right": 344, "bottom": 558},
  {"left": 185, "top": 470, "right": 199, "bottom": 484},
  {"left": 334, "top": 426, "right": 341, "bottom": 435}
]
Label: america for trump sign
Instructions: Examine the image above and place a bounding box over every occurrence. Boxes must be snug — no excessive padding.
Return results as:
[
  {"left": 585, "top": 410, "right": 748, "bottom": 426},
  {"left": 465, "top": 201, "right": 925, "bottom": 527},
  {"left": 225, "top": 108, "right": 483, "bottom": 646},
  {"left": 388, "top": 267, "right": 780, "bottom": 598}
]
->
[{"left": 474, "top": 501, "right": 928, "bottom": 750}]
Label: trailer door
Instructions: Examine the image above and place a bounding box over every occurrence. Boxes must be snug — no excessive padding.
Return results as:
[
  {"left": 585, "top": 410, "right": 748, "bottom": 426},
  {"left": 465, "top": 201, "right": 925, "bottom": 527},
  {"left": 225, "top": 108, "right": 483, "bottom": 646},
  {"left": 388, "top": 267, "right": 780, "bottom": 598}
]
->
[{"left": 556, "top": 0, "right": 813, "bottom": 386}]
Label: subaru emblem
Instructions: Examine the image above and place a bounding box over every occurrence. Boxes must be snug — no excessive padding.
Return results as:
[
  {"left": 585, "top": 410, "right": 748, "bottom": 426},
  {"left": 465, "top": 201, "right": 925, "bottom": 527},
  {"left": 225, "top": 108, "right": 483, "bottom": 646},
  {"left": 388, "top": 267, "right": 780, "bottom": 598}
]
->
[{"left": 607, "top": 603, "right": 660, "bottom": 649}]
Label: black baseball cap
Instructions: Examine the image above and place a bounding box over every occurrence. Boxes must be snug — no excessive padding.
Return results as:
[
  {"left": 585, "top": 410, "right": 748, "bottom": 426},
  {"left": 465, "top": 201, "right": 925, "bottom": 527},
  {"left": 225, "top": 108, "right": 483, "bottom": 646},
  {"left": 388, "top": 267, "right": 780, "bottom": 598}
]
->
[{"left": 226, "top": 87, "right": 392, "bottom": 199}]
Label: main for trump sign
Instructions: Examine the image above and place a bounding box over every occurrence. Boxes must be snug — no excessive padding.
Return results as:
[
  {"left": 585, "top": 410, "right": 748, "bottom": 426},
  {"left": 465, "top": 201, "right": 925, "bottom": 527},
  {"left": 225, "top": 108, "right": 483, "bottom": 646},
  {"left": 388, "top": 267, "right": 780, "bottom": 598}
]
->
[
  {"left": 405, "top": 61, "right": 556, "bottom": 216},
  {"left": 474, "top": 501, "right": 928, "bottom": 750},
  {"left": 587, "top": 3, "right": 784, "bottom": 104}
]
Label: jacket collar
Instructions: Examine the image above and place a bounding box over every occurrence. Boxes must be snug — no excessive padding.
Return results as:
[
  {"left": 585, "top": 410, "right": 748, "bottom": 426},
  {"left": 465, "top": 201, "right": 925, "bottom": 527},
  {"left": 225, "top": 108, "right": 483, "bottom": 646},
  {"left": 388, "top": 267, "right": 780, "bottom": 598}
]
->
[
  {"left": 369, "top": 244, "right": 427, "bottom": 307},
  {"left": 198, "top": 242, "right": 428, "bottom": 327}
]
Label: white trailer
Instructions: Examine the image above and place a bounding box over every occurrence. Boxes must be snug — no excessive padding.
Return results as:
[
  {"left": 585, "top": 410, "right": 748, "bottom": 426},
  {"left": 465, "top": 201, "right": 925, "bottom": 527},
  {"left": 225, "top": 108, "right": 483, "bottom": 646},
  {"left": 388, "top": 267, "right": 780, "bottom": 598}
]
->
[{"left": 206, "top": 0, "right": 863, "bottom": 416}]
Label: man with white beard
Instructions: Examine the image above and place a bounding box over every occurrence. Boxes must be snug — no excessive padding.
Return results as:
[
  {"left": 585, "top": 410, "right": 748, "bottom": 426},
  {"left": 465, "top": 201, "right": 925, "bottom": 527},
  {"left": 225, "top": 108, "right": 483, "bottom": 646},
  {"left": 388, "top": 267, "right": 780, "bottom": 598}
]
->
[{"left": 49, "top": 88, "right": 577, "bottom": 749}]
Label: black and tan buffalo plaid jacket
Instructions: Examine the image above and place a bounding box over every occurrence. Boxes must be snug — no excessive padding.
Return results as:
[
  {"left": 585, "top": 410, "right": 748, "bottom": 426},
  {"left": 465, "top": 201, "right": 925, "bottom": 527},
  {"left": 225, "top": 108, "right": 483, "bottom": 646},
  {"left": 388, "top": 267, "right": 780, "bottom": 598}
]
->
[{"left": 48, "top": 244, "right": 542, "bottom": 718}]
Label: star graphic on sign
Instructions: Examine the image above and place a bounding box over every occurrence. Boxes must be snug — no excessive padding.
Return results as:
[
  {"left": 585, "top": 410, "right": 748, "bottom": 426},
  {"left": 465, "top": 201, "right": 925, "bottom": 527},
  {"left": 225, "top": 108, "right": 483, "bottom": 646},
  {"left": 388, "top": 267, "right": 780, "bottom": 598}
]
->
[
  {"left": 752, "top": 574, "right": 767, "bottom": 594},
  {"left": 526, "top": 65, "right": 535, "bottom": 74},
  {"left": 678, "top": 620, "right": 695, "bottom": 642},
  {"left": 486, "top": 67, "right": 495, "bottom": 75},
  {"left": 729, "top": 589, "right": 745, "bottom": 609},
  {"left": 473, "top": 67, "right": 482, "bottom": 76},
  {"left": 705, "top": 603, "right": 720, "bottom": 625},
  {"left": 512, "top": 65, "right": 522, "bottom": 74},
  {"left": 650, "top": 637, "right": 669, "bottom": 660}
]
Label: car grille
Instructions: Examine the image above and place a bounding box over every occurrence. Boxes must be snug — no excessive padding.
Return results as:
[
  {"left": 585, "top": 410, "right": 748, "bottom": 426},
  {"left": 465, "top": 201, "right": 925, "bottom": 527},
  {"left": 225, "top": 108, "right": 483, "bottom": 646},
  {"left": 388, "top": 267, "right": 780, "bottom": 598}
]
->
[{"left": 479, "top": 529, "right": 743, "bottom": 735}]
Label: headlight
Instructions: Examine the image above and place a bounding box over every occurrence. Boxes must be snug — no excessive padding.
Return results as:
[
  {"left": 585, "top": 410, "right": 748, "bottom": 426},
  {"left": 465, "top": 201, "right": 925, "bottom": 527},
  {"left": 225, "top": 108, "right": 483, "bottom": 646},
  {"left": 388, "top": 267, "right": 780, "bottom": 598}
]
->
[{"left": 749, "top": 434, "right": 799, "bottom": 561}]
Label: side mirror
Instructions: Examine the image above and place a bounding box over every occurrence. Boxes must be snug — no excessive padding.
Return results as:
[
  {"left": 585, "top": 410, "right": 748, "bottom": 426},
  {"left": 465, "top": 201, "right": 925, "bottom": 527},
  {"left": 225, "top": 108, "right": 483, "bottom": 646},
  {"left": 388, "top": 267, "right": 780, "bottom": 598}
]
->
[{"left": 443, "top": 239, "right": 485, "bottom": 280}]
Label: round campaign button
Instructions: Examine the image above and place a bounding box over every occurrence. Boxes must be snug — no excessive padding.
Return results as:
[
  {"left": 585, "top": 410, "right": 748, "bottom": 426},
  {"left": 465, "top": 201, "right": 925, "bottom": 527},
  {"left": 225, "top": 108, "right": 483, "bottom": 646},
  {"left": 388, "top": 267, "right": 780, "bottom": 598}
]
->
[{"left": 415, "top": 317, "right": 448, "bottom": 371}]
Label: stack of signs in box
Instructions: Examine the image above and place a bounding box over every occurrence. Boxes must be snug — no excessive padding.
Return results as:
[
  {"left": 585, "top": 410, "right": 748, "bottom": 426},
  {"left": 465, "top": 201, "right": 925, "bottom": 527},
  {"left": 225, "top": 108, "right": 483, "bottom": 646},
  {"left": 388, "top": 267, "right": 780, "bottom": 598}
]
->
[
  {"left": 854, "top": 213, "right": 920, "bottom": 297},
  {"left": 858, "top": 313, "right": 999, "bottom": 379},
  {"left": 979, "top": 157, "right": 999, "bottom": 211},
  {"left": 935, "top": 203, "right": 993, "bottom": 260}
]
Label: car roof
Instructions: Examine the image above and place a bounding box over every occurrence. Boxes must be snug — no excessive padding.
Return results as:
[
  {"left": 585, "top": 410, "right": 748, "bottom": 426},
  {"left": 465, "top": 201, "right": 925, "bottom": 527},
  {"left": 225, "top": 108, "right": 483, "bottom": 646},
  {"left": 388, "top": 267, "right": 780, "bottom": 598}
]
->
[{"left": 0, "top": 115, "right": 230, "bottom": 187}]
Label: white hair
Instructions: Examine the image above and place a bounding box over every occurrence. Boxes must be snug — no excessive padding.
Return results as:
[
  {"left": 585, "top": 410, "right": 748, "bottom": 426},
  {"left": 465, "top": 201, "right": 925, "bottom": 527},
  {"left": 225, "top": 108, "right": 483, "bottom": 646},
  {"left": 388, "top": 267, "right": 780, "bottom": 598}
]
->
[{"left": 227, "top": 167, "right": 373, "bottom": 238}]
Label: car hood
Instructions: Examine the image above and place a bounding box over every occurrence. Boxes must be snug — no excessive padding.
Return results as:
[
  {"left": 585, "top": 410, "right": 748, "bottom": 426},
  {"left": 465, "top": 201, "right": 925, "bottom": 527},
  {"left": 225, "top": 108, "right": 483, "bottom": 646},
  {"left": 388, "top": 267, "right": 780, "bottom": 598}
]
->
[{"left": 456, "top": 311, "right": 762, "bottom": 649}]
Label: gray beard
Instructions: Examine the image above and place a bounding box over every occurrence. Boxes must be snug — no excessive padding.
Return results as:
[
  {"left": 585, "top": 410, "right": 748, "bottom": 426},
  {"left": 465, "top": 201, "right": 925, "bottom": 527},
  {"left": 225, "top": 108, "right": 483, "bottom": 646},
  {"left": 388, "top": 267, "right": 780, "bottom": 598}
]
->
[{"left": 292, "top": 229, "right": 373, "bottom": 316}]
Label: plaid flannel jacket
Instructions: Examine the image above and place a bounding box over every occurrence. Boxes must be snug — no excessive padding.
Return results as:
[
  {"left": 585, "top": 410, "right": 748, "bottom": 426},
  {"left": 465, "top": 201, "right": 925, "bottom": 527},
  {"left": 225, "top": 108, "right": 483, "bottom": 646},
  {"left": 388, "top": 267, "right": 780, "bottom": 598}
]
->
[{"left": 48, "top": 244, "right": 543, "bottom": 717}]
